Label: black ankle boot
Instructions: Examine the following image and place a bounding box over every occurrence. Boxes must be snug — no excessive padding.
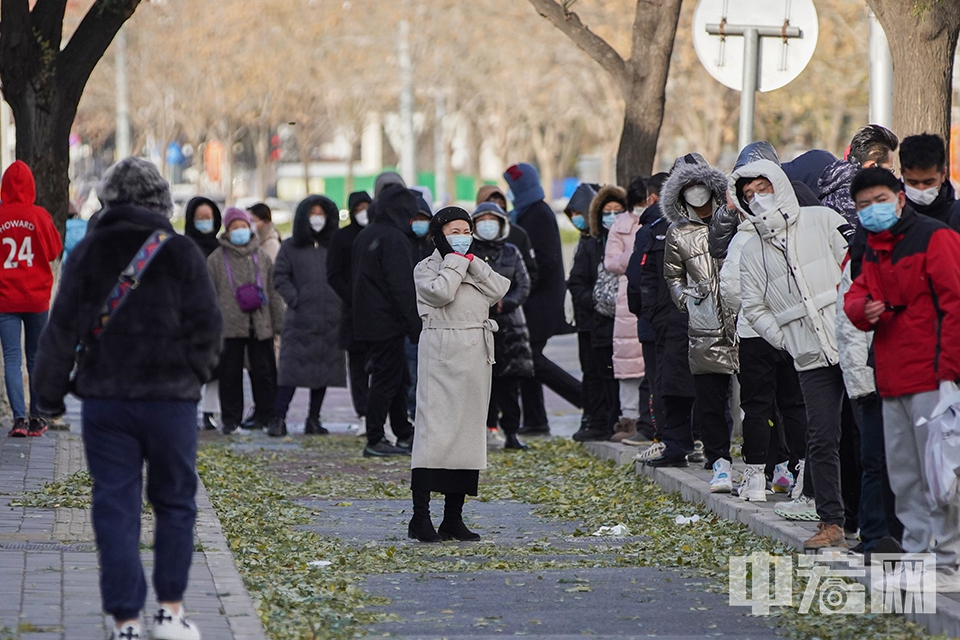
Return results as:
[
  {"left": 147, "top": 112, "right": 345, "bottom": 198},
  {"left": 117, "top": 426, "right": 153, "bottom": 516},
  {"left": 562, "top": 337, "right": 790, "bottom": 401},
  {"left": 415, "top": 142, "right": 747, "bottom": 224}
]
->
[
  {"left": 438, "top": 493, "right": 481, "bottom": 541},
  {"left": 503, "top": 432, "right": 528, "bottom": 451},
  {"left": 408, "top": 490, "right": 441, "bottom": 542},
  {"left": 266, "top": 417, "right": 287, "bottom": 437},
  {"left": 304, "top": 417, "right": 328, "bottom": 435},
  {"left": 201, "top": 413, "right": 219, "bottom": 431}
]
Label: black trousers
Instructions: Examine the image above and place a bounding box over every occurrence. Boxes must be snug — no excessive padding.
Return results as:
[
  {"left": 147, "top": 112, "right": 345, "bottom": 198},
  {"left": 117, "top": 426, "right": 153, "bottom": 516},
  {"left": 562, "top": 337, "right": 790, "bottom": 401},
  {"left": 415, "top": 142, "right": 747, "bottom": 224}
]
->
[
  {"left": 797, "top": 365, "right": 846, "bottom": 526},
  {"left": 840, "top": 395, "right": 862, "bottom": 532},
  {"left": 489, "top": 376, "right": 523, "bottom": 435},
  {"left": 365, "top": 336, "right": 413, "bottom": 445},
  {"left": 695, "top": 373, "right": 733, "bottom": 466},
  {"left": 738, "top": 337, "right": 808, "bottom": 465},
  {"left": 661, "top": 395, "right": 695, "bottom": 460},
  {"left": 578, "top": 331, "right": 607, "bottom": 430},
  {"left": 642, "top": 341, "right": 662, "bottom": 437},
  {"left": 274, "top": 386, "right": 326, "bottom": 421},
  {"left": 219, "top": 337, "right": 276, "bottom": 428},
  {"left": 593, "top": 343, "right": 620, "bottom": 432},
  {"left": 520, "top": 339, "right": 583, "bottom": 428},
  {"left": 348, "top": 348, "right": 369, "bottom": 418}
]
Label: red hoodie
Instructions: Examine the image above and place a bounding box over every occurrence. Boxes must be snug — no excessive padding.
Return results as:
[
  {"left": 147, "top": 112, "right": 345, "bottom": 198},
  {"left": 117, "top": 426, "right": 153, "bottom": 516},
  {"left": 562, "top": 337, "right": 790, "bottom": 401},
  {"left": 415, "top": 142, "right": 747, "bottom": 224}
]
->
[{"left": 0, "top": 161, "right": 62, "bottom": 313}]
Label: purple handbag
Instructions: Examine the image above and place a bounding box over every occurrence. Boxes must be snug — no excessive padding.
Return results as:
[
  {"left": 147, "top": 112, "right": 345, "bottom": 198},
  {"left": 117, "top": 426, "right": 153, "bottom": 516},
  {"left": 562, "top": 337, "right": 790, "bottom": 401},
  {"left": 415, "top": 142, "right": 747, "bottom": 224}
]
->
[{"left": 223, "top": 251, "right": 266, "bottom": 313}]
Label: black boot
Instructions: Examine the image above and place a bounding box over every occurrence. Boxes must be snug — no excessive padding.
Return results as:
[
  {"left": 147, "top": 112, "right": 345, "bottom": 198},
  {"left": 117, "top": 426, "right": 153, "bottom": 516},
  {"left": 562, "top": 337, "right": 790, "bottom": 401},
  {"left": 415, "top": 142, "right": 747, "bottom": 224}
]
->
[
  {"left": 304, "top": 417, "right": 328, "bottom": 435},
  {"left": 503, "top": 432, "right": 528, "bottom": 451},
  {"left": 438, "top": 493, "right": 480, "bottom": 541},
  {"left": 266, "top": 417, "right": 287, "bottom": 437},
  {"left": 201, "top": 413, "right": 219, "bottom": 431},
  {"left": 408, "top": 490, "right": 441, "bottom": 542}
]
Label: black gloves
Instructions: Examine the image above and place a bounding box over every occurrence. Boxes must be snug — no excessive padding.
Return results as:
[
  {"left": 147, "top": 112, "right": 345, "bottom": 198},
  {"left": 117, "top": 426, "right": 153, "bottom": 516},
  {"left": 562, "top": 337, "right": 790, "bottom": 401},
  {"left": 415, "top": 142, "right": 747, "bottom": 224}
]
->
[{"left": 434, "top": 232, "right": 454, "bottom": 257}]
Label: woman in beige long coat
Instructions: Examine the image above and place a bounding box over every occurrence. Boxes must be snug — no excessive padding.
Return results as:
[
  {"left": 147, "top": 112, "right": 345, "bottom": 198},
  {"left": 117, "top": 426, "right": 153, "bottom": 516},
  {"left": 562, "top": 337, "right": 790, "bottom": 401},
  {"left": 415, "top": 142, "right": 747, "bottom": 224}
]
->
[{"left": 409, "top": 206, "right": 510, "bottom": 543}]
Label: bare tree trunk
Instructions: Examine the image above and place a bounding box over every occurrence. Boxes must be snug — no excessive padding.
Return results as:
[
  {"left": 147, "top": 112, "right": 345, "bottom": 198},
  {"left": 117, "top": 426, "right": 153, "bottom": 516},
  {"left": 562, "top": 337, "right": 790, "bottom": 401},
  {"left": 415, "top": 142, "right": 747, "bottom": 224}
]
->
[{"left": 868, "top": 0, "right": 960, "bottom": 157}]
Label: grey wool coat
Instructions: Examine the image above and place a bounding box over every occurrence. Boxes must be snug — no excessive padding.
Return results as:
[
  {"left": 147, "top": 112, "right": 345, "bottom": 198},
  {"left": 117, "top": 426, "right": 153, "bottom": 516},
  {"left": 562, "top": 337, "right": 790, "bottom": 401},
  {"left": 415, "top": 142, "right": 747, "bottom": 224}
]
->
[
  {"left": 274, "top": 195, "right": 347, "bottom": 389},
  {"left": 411, "top": 251, "right": 510, "bottom": 471},
  {"left": 207, "top": 233, "right": 285, "bottom": 341}
]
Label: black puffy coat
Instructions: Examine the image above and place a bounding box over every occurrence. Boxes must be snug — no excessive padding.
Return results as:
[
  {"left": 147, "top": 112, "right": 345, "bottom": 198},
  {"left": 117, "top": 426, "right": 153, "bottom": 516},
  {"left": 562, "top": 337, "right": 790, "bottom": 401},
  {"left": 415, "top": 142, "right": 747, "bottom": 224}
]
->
[
  {"left": 183, "top": 196, "right": 222, "bottom": 257},
  {"left": 351, "top": 184, "right": 422, "bottom": 343},
  {"left": 910, "top": 179, "right": 960, "bottom": 230},
  {"left": 567, "top": 232, "right": 613, "bottom": 348},
  {"left": 625, "top": 205, "right": 659, "bottom": 343},
  {"left": 34, "top": 206, "right": 222, "bottom": 411},
  {"left": 327, "top": 207, "right": 365, "bottom": 350},
  {"left": 506, "top": 224, "right": 538, "bottom": 292},
  {"left": 515, "top": 199, "right": 568, "bottom": 343},
  {"left": 640, "top": 214, "right": 694, "bottom": 397},
  {"left": 275, "top": 196, "right": 346, "bottom": 389},
  {"left": 472, "top": 234, "right": 534, "bottom": 379}
]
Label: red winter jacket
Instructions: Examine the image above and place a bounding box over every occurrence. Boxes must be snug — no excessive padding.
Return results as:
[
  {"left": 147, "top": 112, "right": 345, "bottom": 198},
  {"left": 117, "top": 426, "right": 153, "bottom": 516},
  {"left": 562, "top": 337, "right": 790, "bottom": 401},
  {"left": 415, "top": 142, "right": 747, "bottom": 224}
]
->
[
  {"left": 0, "top": 161, "right": 62, "bottom": 313},
  {"left": 844, "top": 207, "right": 960, "bottom": 397}
]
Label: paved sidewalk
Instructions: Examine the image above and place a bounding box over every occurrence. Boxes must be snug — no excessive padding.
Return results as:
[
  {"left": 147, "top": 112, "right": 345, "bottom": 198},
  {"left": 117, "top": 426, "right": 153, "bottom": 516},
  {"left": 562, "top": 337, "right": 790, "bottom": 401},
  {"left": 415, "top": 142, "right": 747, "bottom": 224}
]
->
[{"left": 0, "top": 430, "right": 266, "bottom": 640}]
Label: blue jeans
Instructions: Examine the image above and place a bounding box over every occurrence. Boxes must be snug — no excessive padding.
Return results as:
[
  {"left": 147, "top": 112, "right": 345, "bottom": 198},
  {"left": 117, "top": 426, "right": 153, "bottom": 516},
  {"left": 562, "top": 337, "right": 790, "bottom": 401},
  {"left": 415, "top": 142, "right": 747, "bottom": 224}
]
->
[
  {"left": 0, "top": 312, "right": 48, "bottom": 419},
  {"left": 82, "top": 399, "right": 198, "bottom": 620}
]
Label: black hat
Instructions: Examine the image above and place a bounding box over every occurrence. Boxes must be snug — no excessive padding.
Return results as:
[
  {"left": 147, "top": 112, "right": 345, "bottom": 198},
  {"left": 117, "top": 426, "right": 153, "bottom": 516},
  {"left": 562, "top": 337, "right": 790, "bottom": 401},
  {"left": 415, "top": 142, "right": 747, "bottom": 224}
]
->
[{"left": 429, "top": 206, "right": 472, "bottom": 238}]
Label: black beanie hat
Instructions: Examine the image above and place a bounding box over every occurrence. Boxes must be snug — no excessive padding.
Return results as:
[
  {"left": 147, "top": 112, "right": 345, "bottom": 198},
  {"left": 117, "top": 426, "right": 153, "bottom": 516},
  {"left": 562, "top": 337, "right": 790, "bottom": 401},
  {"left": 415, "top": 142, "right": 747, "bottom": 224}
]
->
[{"left": 429, "top": 206, "right": 472, "bottom": 238}]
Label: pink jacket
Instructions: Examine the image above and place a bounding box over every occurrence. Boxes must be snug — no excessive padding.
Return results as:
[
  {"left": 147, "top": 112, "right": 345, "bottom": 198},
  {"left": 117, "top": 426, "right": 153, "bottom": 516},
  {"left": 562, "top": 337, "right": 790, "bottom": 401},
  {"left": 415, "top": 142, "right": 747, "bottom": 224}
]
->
[{"left": 604, "top": 211, "right": 645, "bottom": 379}]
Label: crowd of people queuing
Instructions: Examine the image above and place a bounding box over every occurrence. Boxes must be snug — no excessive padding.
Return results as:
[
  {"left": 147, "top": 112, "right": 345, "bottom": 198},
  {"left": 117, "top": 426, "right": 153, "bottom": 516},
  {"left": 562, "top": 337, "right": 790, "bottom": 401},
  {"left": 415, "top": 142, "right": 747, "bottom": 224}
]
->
[{"left": 2, "top": 121, "right": 960, "bottom": 636}]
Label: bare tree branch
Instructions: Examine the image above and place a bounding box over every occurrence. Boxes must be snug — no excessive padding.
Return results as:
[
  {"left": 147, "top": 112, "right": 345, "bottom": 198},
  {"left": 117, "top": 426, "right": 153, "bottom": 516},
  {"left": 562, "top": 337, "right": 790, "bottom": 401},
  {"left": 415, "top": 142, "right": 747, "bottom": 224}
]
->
[
  {"left": 524, "top": 0, "right": 628, "bottom": 89},
  {"left": 0, "top": 0, "right": 38, "bottom": 94},
  {"left": 31, "top": 0, "right": 68, "bottom": 52}
]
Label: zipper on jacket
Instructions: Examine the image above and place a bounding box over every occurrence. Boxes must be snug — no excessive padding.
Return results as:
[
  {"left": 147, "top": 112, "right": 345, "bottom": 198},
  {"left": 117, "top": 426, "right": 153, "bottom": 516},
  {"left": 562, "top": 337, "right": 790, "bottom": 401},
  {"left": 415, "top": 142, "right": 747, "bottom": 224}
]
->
[{"left": 930, "top": 280, "right": 944, "bottom": 374}]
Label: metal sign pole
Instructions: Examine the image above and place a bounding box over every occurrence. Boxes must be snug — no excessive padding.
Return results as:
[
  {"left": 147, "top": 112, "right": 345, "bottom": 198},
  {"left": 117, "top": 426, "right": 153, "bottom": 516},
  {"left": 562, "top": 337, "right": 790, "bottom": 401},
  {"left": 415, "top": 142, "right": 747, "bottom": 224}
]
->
[{"left": 739, "top": 27, "right": 760, "bottom": 152}]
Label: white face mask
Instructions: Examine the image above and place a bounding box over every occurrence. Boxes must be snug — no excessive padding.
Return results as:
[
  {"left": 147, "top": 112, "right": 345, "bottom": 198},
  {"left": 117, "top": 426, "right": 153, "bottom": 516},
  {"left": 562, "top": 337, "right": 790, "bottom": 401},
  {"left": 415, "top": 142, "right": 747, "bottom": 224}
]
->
[
  {"left": 310, "top": 215, "right": 326, "bottom": 232},
  {"left": 632, "top": 206, "right": 645, "bottom": 217},
  {"left": 750, "top": 192, "right": 778, "bottom": 216},
  {"left": 355, "top": 210, "right": 369, "bottom": 226},
  {"left": 683, "top": 185, "right": 712, "bottom": 208},
  {"left": 905, "top": 184, "right": 940, "bottom": 207}
]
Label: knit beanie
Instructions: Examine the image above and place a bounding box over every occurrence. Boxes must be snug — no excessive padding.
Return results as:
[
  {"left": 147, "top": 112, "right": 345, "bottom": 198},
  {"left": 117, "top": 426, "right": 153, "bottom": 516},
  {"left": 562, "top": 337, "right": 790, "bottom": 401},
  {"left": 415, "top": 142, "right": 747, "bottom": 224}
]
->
[
  {"left": 98, "top": 157, "right": 173, "bottom": 217},
  {"left": 429, "top": 206, "right": 472, "bottom": 238},
  {"left": 374, "top": 171, "right": 406, "bottom": 199},
  {"left": 502, "top": 163, "right": 546, "bottom": 211},
  {"left": 222, "top": 207, "right": 251, "bottom": 230}
]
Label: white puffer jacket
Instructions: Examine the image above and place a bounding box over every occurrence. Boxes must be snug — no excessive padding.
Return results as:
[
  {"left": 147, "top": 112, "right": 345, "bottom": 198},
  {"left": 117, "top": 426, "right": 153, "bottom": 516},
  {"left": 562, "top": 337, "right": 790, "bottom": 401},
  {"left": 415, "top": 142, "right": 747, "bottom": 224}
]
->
[
  {"left": 836, "top": 261, "right": 875, "bottom": 399},
  {"left": 719, "top": 219, "right": 760, "bottom": 340},
  {"left": 733, "top": 160, "right": 851, "bottom": 372}
]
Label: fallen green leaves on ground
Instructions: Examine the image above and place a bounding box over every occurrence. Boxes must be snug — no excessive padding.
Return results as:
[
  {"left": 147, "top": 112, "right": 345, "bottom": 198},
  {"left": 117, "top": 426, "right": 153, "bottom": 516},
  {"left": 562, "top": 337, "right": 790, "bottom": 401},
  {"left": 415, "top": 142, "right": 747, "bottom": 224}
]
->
[
  {"left": 11, "top": 469, "right": 92, "bottom": 509},
  {"left": 199, "top": 436, "right": 940, "bottom": 640}
]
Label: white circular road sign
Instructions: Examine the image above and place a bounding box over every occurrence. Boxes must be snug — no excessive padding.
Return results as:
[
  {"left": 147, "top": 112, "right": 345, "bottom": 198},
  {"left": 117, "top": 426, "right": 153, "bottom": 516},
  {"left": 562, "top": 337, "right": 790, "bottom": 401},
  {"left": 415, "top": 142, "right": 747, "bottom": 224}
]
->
[{"left": 692, "top": 0, "right": 819, "bottom": 93}]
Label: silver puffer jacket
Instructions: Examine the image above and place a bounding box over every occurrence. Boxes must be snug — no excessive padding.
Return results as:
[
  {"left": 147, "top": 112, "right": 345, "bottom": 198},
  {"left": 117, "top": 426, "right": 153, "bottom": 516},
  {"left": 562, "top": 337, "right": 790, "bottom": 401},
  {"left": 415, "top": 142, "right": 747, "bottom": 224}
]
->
[{"left": 661, "top": 154, "right": 738, "bottom": 375}]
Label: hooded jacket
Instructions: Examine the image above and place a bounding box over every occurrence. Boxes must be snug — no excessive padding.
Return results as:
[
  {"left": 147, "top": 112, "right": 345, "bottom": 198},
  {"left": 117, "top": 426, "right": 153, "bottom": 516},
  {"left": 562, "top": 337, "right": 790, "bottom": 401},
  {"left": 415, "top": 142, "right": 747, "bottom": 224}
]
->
[
  {"left": 782, "top": 149, "right": 837, "bottom": 197},
  {"left": 597, "top": 185, "right": 645, "bottom": 379},
  {"left": 207, "top": 230, "right": 285, "bottom": 341},
  {"left": 734, "top": 160, "right": 850, "bottom": 372},
  {"left": 184, "top": 196, "right": 222, "bottom": 258},
  {"left": 470, "top": 207, "right": 534, "bottom": 378},
  {"left": 326, "top": 193, "right": 370, "bottom": 350},
  {"left": 624, "top": 205, "right": 660, "bottom": 343},
  {"left": 661, "top": 154, "right": 738, "bottom": 375},
  {"left": 34, "top": 206, "right": 221, "bottom": 410},
  {"left": 503, "top": 163, "right": 567, "bottom": 342},
  {"left": 567, "top": 197, "right": 614, "bottom": 346},
  {"left": 274, "top": 195, "right": 346, "bottom": 389},
  {"left": 351, "top": 183, "right": 422, "bottom": 342},
  {"left": 0, "top": 161, "right": 63, "bottom": 313},
  {"left": 844, "top": 206, "right": 960, "bottom": 397},
  {"left": 818, "top": 159, "right": 860, "bottom": 225}
]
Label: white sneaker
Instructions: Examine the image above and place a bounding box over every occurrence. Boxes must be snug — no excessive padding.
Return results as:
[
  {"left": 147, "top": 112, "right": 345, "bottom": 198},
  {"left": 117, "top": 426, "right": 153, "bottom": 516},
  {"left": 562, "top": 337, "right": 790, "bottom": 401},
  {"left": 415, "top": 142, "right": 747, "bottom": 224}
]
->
[
  {"left": 772, "top": 462, "right": 794, "bottom": 494},
  {"left": 737, "top": 464, "right": 767, "bottom": 501},
  {"left": 790, "top": 459, "right": 806, "bottom": 500},
  {"left": 710, "top": 459, "right": 733, "bottom": 493},
  {"left": 352, "top": 416, "right": 367, "bottom": 438},
  {"left": 152, "top": 606, "right": 201, "bottom": 640},
  {"left": 487, "top": 427, "right": 506, "bottom": 447},
  {"left": 774, "top": 494, "right": 819, "bottom": 521},
  {"left": 108, "top": 623, "right": 141, "bottom": 640},
  {"left": 635, "top": 440, "right": 665, "bottom": 463}
]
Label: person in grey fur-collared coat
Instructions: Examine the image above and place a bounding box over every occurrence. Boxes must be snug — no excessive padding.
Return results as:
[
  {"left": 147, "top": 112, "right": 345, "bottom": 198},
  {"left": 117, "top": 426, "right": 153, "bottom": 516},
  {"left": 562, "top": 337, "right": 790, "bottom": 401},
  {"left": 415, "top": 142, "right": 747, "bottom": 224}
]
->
[
  {"left": 656, "top": 154, "right": 738, "bottom": 484},
  {"left": 268, "top": 195, "right": 347, "bottom": 437},
  {"left": 408, "top": 206, "right": 509, "bottom": 544}
]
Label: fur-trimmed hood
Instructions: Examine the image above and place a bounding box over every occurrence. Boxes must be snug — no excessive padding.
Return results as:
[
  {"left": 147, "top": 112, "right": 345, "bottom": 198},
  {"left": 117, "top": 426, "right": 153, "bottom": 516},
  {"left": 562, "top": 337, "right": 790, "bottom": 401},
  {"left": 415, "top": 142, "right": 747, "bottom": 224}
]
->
[
  {"left": 588, "top": 184, "right": 627, "bottom": 237},
  {"left": 660, "top": 153, "right": 728, "bottom": 226}
]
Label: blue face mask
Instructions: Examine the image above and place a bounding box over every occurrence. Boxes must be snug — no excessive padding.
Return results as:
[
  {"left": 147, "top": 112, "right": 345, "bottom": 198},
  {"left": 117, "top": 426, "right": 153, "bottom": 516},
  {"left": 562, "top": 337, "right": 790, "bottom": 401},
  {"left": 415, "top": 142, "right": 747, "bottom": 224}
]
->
[
  {"left": 447, "top": 235, "right": 472, "bottom": 255},
  {"left": 194, "top": 219, "right": 215, "bottom": 234},
  {"left": 857, "top": 201, "right": 899, "bottom": 233},
  {"left": 229, "top": 227, "right": 252, "bottom": 245},
  {"left": 412, "top": 220, "right": 429, "bottom": 237},
  {"left": 571, "top": 214, "right": 587, "bottom": 231},
  {"left": 475, "top": 219, "right": 501, "bottom": 241},
  {"left": 602, "top": 213, "right": 617, "bottom": 229}
]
